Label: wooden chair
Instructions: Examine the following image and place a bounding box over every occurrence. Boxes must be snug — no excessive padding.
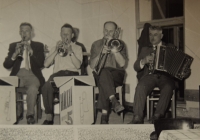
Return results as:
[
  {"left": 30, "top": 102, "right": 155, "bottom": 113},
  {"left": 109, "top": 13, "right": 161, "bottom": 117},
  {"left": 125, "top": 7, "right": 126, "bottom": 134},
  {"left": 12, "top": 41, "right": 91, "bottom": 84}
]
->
[
  {"left": 93, "top": 86, "right": 124, "bottom": 123},
  {"left": 16, "top": 87, "right": 42, "bottom": 123},
  {"left": 146, "top": 87, "right": 176, "bottom": 120}
]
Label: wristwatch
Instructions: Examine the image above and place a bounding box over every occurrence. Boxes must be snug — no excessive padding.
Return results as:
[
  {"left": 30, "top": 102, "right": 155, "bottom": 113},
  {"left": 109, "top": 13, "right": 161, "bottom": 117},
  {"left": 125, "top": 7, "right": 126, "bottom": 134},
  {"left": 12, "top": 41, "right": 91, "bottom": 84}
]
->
[{"left": 69, "top": 52, "right": 74, "bottom": 56}]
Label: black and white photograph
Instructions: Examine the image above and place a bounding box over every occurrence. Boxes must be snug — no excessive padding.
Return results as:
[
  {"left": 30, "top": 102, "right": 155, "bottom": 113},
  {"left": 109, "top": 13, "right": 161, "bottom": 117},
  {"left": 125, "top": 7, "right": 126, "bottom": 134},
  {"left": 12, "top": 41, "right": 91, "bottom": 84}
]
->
[{"left": 0, "top": 0, "right": 199, "bottom": 140}]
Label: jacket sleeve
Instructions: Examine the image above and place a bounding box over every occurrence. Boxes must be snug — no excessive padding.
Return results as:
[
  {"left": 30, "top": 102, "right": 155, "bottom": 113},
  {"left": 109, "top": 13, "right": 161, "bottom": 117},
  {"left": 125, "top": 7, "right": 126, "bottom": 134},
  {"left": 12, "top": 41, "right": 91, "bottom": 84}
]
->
[
  {"left": 30, "top": 43, "right": 45, "bottom": 69},
  {"left": 134, "top": 47, "right": 149, "bottom": 72},
  {"left": 3, "top": 43, "right": 16, "bottom": 69}
]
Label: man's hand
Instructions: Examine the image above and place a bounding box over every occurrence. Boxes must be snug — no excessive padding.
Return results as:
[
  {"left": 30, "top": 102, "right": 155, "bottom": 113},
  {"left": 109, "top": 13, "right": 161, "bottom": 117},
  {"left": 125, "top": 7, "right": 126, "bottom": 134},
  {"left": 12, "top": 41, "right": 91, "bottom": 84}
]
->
[
  {"left": 56, "top": 41, "right": 63, "bottom": 52},
  {"left": 102, "top": 45, "right": 110, "bottom": 54},
  {"left": 67, "top": 44, "right": 73, "bottom": 54},
  {"left": 12, "top": 43, "right": 24, "bottom": 59},
  {"left": 110, "top": 45, "right": 119, "bottom": 53},
  {"left": 141, "top": 53, "right": 154, "bottom": 65},
  {"left": 15, "top": 43, "right": 24, "bottom": 54}
]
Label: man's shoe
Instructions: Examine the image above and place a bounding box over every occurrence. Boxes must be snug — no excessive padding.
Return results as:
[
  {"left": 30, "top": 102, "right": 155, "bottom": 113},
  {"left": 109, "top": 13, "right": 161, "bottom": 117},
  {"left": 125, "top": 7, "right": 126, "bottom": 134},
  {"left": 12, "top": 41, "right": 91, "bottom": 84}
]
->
[
  {"left": 26, "top": 115, "right": 35, "bottom": 124},
  {"left": 128, "top": 115, "right": 144, "bottom": 124},
  {"left": 42, "top": 120, "right": 54, "bottom": 125},
  {"left": 17, "top": 113, "right": 23, "bottom": 122},
  {"left": 150, "top": 114, "right": 163, "bottom": 124},
  {"left": 101, "top": 115, "right": 108, "bottom": 124},
  {"left": 111, "top": 98, "right": 124, "bottom": 113},
  {"left": 14, "top": 114, "right": 24, "bottom": 124}
]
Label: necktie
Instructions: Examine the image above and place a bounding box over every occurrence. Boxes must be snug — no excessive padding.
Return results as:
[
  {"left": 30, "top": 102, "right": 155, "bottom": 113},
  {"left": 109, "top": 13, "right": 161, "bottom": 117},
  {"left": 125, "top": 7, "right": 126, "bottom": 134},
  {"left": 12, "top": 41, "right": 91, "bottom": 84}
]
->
[{"left": 25, "top": 47, "right": 30, "bottom": 70}]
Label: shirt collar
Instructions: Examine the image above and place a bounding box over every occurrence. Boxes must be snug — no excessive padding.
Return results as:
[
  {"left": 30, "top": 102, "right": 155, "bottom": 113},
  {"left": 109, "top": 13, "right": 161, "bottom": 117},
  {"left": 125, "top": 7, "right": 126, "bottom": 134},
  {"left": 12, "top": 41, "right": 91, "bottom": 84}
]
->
[
  {"left": 22, "top": 40, "right": 31, "bottom": 44},
  {"left": 153, "top": 41, "right": 162, "bottom": 47},
  {"left": 69, "top": 41, "right": 74, "bottom": 46}
]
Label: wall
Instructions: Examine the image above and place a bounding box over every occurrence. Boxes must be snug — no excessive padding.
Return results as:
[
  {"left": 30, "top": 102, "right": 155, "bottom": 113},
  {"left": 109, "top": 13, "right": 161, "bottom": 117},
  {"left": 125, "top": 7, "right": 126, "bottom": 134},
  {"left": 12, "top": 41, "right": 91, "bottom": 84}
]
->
[
  {"left": 185, "top": 0, "right": 200, "bottom": 90},
  {"left": 139, "top": 0, "right": 152, "bottom": 22},
  {"left": 81, "top": 0, "right": 137, "bottom": 102},
  {"left": 0, "top": 0, "right": 83, "bottom": 80},
  {"left": 0, "top": 0, "right": 137, "bottom": 102}
]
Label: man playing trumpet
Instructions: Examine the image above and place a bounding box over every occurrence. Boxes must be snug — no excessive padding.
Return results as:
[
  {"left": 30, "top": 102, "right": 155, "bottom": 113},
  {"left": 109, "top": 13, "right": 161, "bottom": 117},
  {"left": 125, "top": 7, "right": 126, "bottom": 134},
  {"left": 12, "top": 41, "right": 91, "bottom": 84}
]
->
[
  {"left": 41, "top": 23, "right": 82, "bottom": 125},
  {"left": 3, "top": 22, "right": 45, "bottom": 124},
  {"left": 90, "top": 21, "right": 128, "bottom": 124}
]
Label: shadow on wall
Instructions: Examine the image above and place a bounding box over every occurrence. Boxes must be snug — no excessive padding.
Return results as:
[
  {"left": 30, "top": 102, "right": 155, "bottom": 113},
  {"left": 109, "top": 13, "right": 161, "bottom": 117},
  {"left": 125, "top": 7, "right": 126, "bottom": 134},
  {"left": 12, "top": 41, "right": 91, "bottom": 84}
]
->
[{"left": 73, "top": 28, "right": 88, "bottom": 75}]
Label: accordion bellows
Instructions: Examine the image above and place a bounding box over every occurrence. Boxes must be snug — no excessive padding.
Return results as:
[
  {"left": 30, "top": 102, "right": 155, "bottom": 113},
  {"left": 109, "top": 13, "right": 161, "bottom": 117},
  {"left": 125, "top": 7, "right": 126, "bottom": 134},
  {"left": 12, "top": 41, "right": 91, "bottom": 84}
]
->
[{"left": 153, "top": 45, "right": 193, "bottom": 80}]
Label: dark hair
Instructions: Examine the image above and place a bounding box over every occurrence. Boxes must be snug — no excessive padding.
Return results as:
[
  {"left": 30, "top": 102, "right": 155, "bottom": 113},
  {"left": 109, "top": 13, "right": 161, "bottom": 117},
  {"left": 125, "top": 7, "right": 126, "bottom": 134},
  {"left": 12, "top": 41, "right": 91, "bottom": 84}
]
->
[
  {"left": 61, "top": 23, "right": 74, "bottom": 34},
  {"left": 149, "top": 25, "right": 162, "bottom": 31},
  {"left": 20, "top": 22, "right": 33, "bottom": 29},
  {"left": 104, "top": 21, "right": 118, "bottom": 30}
]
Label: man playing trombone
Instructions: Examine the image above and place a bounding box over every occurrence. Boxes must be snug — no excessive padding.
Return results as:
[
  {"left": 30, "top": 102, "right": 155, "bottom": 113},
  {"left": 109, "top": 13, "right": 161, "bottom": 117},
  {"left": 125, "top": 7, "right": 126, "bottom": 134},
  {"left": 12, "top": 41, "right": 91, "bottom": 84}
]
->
[
  {"left": 90, "top": 21, "right": 128, "bottom": 124},
  {"left": 41, "top": 23, "right": 82, "bottom": 125}
]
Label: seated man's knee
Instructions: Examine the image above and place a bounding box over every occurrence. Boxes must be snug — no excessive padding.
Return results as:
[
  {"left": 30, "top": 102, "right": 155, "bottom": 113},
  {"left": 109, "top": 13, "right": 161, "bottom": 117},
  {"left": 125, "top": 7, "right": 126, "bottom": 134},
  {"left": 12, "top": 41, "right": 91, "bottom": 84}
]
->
[
  {"left": 163, "top": 83, "right": 175, "bottom": 91},
  {"left": 136, "top": 83, "right": 147, "bottom": 92},
  {"left": 27, "top": 85, "right": 39, "bottom": 95},
  {"left": 100, "top": 68, "right": 110, "bottom": 76},
  {"left": 99, "top": 69, "right": 111, "bottom": 82}
]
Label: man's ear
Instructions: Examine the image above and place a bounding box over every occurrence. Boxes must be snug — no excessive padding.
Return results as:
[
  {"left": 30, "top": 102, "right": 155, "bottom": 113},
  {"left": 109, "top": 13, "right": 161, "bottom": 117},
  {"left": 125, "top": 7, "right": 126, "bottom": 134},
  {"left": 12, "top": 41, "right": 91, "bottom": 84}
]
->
[
  {"left": 72, "top": 33, "right": 74, "bottom": 38},
  {"left": 114, "top": 27, "right": 121, "bottom": 39},
  {"left": 160, "top": 33, "right": 163, "bottom": 39},
  {"left": 31, "top": 30, "right": 34, "bottom": 39},
  {"left": 19, "top": 31, "right": 22, "bottom": 36}
]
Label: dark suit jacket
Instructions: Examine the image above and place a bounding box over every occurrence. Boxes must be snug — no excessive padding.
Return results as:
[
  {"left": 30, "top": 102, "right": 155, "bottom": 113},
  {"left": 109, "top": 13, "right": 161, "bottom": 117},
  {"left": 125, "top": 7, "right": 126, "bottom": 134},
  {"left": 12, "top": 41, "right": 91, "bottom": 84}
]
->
[
  {"left": 3, "top": 41, "right": 45, "bottom": 87},
  {"left": 134, "top": 42, "right": 175, "bottom": 80}
]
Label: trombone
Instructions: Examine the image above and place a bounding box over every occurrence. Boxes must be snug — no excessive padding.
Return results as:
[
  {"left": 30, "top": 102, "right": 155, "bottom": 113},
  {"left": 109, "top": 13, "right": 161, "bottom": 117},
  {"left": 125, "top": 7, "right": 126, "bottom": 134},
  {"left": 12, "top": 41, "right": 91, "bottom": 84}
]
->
[{"left": 93, "top": 38, "right": 123, "bottom": 75}]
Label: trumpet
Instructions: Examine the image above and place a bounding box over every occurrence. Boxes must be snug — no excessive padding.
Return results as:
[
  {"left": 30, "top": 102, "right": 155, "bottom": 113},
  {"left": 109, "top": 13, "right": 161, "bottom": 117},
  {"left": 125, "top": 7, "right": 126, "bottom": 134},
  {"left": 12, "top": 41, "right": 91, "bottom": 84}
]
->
[
  {"left": 93, "top": 38, "right": 123, "bottom": 75},
  {"left": 58, "top": 47, "right": 68, "bottom": 57},
  {"left": 17, "top": 36, "right": 25, "bottom": 60},
  {"left": 57, "top": 40, "right": 69, "bottom": 57}
]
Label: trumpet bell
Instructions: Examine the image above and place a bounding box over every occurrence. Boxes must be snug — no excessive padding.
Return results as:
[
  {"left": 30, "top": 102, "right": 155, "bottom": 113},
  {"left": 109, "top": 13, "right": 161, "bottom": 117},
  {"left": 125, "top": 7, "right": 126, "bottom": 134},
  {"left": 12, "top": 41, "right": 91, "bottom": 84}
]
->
[
  {"left": 58, "top": 48, "right": 68, "bottom": 57},
  {"left": 108, "top": 39, "right": 123, "bottom": 52}
]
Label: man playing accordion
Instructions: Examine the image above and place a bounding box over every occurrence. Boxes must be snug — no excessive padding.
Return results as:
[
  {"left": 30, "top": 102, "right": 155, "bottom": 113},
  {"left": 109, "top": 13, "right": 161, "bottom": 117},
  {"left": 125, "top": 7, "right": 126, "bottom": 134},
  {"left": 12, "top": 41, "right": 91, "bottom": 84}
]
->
[{"left": 129, "top": 25, "right": 191, "bottom": 124}]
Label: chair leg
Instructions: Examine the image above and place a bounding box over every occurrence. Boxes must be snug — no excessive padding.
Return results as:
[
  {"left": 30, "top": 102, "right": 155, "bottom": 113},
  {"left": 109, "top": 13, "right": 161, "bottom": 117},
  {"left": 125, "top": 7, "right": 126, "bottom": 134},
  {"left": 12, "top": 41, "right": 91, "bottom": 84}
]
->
[
  {"left": 34, "top": 94, "right": 42, "bottom": 123},
  {"left": 35, "top": 105, "right": 38, "bottom": 123},
  {"left": 171, "top": 91, "right": 176, "bottom": 118},
  {"left": 147, "top": 95, "right": 150, "bottom": 120},
  {"left": 150, "top": 100, "right": 154, "bottom": 119},
  {"left": 93, "top": 90, "right": 97, "bottom": 124},
  {"left": 37, "top": 94, "right": 42, "bottom": 119}
]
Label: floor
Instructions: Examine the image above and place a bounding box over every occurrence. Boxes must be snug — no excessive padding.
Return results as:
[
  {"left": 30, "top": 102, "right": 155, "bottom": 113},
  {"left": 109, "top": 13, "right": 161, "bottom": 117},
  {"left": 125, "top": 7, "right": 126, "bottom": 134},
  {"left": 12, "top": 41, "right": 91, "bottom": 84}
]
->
[
  {"left": 17, "top": 100, "right": 200, "bottom": 125},
  {"left": 17, "top": 109, "right": 151, "bottom": 125}
]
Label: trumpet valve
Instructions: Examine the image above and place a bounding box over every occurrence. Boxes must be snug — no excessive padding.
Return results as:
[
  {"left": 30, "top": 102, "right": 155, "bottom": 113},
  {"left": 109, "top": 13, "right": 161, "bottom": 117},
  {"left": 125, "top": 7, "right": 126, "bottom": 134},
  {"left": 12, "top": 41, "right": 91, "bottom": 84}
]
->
[{"left": 58, "top": 47, "right": 68, "bottom": 57}]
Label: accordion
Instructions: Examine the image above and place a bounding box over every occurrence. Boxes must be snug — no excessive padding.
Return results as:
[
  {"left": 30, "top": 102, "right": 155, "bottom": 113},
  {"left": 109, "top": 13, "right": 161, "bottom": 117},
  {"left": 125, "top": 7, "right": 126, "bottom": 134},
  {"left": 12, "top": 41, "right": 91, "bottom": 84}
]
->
[{"left": 152, "top": 45, "right": 193, "bottom": 80}]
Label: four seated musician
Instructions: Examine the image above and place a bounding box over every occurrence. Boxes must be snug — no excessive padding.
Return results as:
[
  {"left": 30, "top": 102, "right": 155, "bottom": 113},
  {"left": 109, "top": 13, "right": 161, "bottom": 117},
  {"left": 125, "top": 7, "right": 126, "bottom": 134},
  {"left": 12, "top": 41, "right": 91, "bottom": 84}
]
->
[
  {"left": 89, "top": 21, "right": 128, "bottom": 124},
  {"left": 41, "top": 23, "right": 83, "bottom": 125},
  {"left": 128, "top": 25, "right": 191, "bottom": 124},
  {"left": 3, "top": 22, "right": 45, "bottom": 124}
]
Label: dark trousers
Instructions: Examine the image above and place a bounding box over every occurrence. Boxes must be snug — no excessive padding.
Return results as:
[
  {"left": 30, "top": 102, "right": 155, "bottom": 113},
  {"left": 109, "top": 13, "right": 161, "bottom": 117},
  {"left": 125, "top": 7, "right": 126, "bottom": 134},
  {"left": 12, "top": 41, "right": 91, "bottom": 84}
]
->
[
  {"left": 94, "top": 67, "right": 125, "bottom": 111},
  {"left": 133, "top": 74, "right": 175, "bottom": 118},
  {"left": 42, "top": 70, "right": 79, "bottom": 114}
]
